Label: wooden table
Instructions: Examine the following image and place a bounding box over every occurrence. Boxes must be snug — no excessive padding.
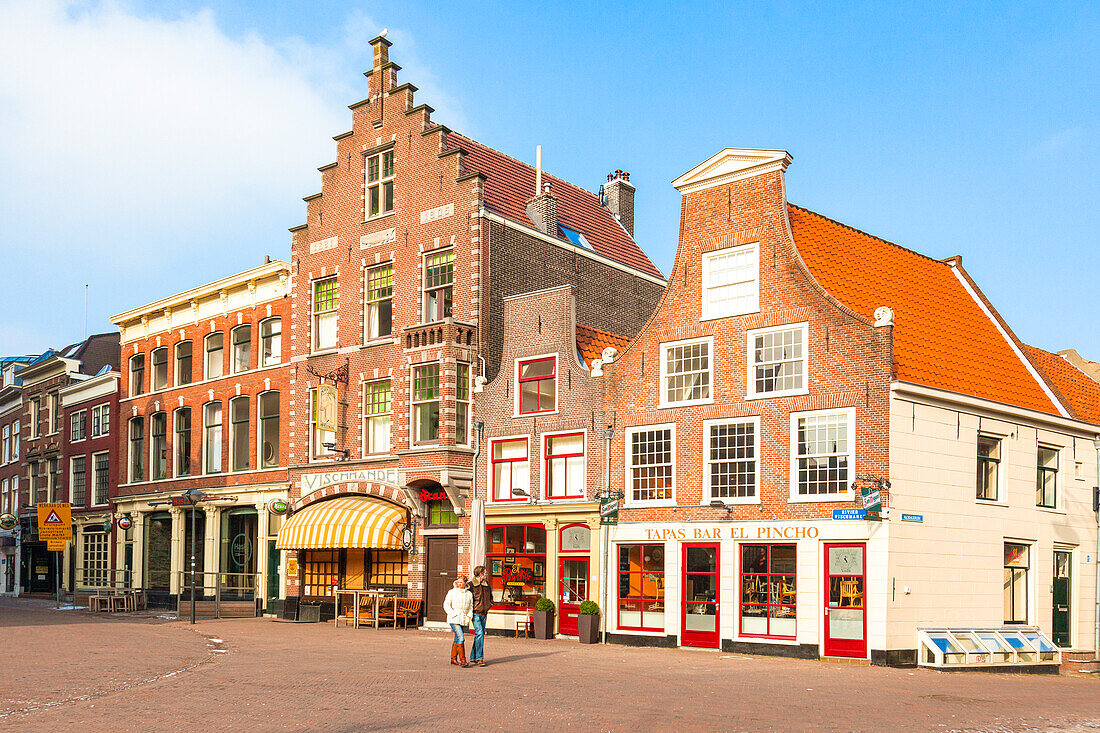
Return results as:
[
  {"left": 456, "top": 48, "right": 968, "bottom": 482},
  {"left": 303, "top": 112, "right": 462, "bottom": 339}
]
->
[
  {"left": 362, "top": 589, "right": 398, "bottom": 628},
  {"left": 334, "top": 589, "right": 398, "bottom": 629}
]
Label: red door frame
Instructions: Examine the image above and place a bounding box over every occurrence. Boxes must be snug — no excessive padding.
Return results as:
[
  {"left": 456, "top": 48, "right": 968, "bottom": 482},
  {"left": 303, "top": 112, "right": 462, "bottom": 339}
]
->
[
  {"left": 823, "top": 542, "right": 867, "bottom": 658},
  {"left": 558, "top": 556, "right": 589, "bottom": 635},
  {"left": 681, "top": 543, "right": 721, "bottom": 649}
]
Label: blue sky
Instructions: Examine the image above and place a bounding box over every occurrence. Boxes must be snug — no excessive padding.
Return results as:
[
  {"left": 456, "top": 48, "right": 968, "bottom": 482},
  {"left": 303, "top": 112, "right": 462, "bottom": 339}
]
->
[{"left": 0, "top": 1, "right": 1097, "bottom": 360}]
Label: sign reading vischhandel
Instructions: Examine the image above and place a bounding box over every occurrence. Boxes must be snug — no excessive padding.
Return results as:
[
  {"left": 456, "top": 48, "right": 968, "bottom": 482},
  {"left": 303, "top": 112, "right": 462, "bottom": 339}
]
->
[{"left": 301, "top": 467, "right": 401, "bottom": 494}]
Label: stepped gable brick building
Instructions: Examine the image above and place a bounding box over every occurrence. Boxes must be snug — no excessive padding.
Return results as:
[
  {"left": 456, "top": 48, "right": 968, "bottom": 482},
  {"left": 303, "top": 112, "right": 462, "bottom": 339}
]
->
[
  {"left": 598, "top": 148, "right": 1099, "bottom": 666},
  {"left": 14, "top": 334, "right": 119, "bottom": 597},
  {"left": 279, "top": 35, "right": 664, "bottom": 623},
  {"left": 111, "top": 260, "right": 291, "bottom": 609},
  {"left": 472, "top": 284, "right": 629, "bottom": 635}
]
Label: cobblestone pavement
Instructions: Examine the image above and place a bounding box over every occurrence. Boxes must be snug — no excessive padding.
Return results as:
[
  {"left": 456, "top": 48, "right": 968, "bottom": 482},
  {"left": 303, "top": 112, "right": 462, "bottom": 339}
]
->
[{"left": 1, "top": 598, "right": 1097, "bottom": 733}]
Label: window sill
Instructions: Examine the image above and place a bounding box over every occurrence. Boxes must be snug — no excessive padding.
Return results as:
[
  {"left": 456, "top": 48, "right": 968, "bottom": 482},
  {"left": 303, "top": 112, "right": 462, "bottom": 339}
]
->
[
  {"left": 309, "top": 348, "right": 340, "bottom": 358},
  {"left": 702, "top": 496, "right": 760, "bottom": 506},
  {"left": 1036, "top": 505, "right": 1066, "bottom": 516},
  {"left": 658, "top": 398, "right": 713, "bottom": 410},
  {"left": 514, "top": 409, "right": 559, "bottom": 419},
  {"left": 624, "top": 500, "right": 677, "bottom": 509},
  {"left": 974, "top": 498, "right": 1009, "bottom": 508},
  {"left": 699, "top": 309, "right": 760, "bottom": 323},
  {"left": 361, "top": 338, "right": 397, "bottom": 349},
  {"left": 788, "top": 492, "right": 854, "bottom": 504},
  {"left": 745, "top": 389, "right": 809, "bottom": 401},
  {"left": 363, "top": 212, "right": 396, "bottom": 225}
]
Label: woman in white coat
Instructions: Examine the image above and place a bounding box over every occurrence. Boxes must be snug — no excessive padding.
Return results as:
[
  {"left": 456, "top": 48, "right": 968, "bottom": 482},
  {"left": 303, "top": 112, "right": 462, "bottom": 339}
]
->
[{"left": 443, "top": 576, "right": 473, "bottom": 667}]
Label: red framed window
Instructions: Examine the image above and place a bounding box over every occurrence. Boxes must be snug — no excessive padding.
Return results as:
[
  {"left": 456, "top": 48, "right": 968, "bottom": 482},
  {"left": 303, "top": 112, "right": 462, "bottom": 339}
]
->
[
  {"left": 491, "top": 437, "right": 529, "bottom": 502},
  {"left": 518, "top": 356, "right": 556, "bottom": 414},
  {"left": 740, "top": 544, "right": 796, "bottom": 639},
  {"left": 545, "top": 432, "right": 585, "bottom": 499},
  {"left": 617, "top": 544, "right": 665, "bottom": 632},
  {"left": 487, "top": 524, "right": 546, "bottom": 609}
]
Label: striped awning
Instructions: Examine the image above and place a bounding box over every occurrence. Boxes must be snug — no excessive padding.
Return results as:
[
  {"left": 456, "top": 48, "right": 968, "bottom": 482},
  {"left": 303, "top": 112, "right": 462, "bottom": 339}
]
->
[{"left": 275, "top": 496, "right": 406, "bottom": 550}]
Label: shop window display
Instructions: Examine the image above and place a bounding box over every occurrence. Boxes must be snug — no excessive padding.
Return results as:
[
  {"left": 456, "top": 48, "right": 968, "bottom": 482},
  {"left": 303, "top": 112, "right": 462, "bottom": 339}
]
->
[
  {"left": 487, "top": 525, "right": 546, "bottom": 608},
  {"left": 617, "top": 544, "right": 665, "bottom": 631},
  {"left": 740, "top": 544, "right": 796, "bottom": 638}
]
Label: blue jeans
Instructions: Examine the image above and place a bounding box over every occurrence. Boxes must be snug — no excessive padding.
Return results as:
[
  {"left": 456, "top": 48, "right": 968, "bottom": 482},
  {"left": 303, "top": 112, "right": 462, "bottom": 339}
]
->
[
  {"left": 470, "top": 612, "right": 487, "bottom": 662},
  {"left": 450, "top": 623, "right": 465, "bottom": 644}
]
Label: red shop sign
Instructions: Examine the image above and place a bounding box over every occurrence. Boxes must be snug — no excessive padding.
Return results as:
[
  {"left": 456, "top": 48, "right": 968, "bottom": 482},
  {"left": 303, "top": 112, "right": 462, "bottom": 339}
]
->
[
  {"left": 419, "top": 489, "right": 449, "bottom": 503},
  {"left": 504, "top": 564, "right": 533, "bottom": 585}
]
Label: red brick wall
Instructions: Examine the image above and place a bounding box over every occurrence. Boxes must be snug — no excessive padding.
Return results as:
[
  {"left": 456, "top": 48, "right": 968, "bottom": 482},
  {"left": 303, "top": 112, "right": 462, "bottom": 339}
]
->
[
  {"left": 604, "top": 168, "right": 893, "bottom": 524},
  {"left": 62, "top": 385, "right": 119, "bottom": 513}
]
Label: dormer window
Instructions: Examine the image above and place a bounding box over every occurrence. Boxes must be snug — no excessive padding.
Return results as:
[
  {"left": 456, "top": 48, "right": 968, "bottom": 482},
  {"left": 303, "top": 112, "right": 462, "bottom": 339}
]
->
[
  {"left": 517, "top": 356, "right": 556, "bottom": 415},
  {"left": 701, "top": 244, "right": 758, "bottom": 319}
]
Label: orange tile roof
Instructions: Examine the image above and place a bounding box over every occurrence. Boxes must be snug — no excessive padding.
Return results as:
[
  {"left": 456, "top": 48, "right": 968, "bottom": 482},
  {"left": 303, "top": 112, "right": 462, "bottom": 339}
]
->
[
  {"left": 788, "top": 204, "right": 1066, "bottom": 418},
  {"left": 576, "top": 324, "right": 631, "bottom": 369},
  {"left": 1025, "top": 346, "right": 1100, "bottom": 425},
  {"left": 447, "top": 133, "right": 664, "bottom": 279}
]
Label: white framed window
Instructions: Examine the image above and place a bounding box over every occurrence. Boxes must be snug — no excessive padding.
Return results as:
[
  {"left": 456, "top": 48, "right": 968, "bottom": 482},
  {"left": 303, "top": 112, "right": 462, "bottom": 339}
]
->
[
  {"left": 362, "top": 381, "right": 391, "bottom": 455},
  {"left": 423, "top": 250, "right": 453, "bottom": 323},
  {"left": 49, "top": 392, "right": 61, "bottom": 434},
  {"left": 81, "top": 530, "right": 109, "bottom": 588},
  {"left": 747, "top": 323, "right": 808, "bottom": 398},
  {"left": 92, "top": 452, "right": 109, "bottom": 505},
  {"left": 309, "top": 388, "right": 336, "bottom": 461},
  {"left": 231, "top": 325, "right": 252, "bottom": 374},
  {"left": 259, "top": 391, "right": 280, "bottom": 468},
  {"left": 1036, "top": 446, "right": 1058, "bottom": 509},
  {"left": 151, "top": 347, "right": 168, "bottom": 390},
  {"left": 229, "top": 396, "right": 250, "bottom": 471},
  {"left": 701, "top": 243, "right": 758, "bottom": 319},
  {"left": 1, "top": 478, "right": 8, "bottom": 513},
  {"left": 366, "top": 148, "right": 394, "bottom": 219},
  {"left": 790, "top": 407, "right": 855, "bottom": 501},
  {"left": 71, "top": 409, "right": 87, "bottom": 442},
  {"left": 705, "top": 417, "right": 759, "bottom": 503},
  {"left": 205, "top": 332, "right": 224, "bottom": 379},
  {"left": 260, "top": 318, "right": 282, "bottom": 367},
  {"left": 203, "top": 402, "right": 222, "bottom": 474},
  {"left": 129, "top": 355, "right": 145, "bottom": 397},
  {"left": 625, "top": 424, "right": 675, "bottom": 505},
  {"left": 128, "top": 416, "right": 144, "bottom": 483},
  {"left": 491, "top": 436, "right": 530, "bottom": 503},
  {"left": 90, "top": 404, "right": 109, "bottom": 438},
  {"left": 47, "top": 457, "right": 59, "bottom": 502},
  {"left": 456, "top": 363, "right": 471, "bottom": 445},
  {"left": 70, "top": 455, "right": 86, "bottom": 507},
  {"left": 313, "top": 277, "right": 338, "bottom": 351},
  {"left": 411, "top": 363, "right": 440, "bottom": 444},
  {"left": 977, "top": 434, "right": 1002, "bottom": 502},
  {"left": 12, "top": 420, "right": 19, "bottom": 458},
  {"left": 364, "top": 264, "right": 393, "bottom": 341},
  {"left": 10, "top": 475, "right": 18, "bottom": 511},
  {"left": 150, "top": 412, "right": 167, "bottom": 480},
  {"left": 174, "top": 408, "right": 191, "bottom": 477},
  {"left": 544, "top": 431, "right": 586, "bottom": 500},
  {"left": 2, "top": 424, "right": 8, "bottom": 463},
  {"left": 175, "top": 341, "right": 193, "bottom": 385},
  {"left": 660, "top": 337, "right": 712, "bottom": 407},
  {"left": 29, "top": 399, "right": 40, "bottom": 438}
]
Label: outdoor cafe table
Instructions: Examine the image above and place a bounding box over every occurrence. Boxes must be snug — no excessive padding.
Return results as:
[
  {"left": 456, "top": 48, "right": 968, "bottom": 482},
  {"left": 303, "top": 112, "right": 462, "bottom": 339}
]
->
[{"left": 334, "top": 588, "right": 398, "bottom": 629}]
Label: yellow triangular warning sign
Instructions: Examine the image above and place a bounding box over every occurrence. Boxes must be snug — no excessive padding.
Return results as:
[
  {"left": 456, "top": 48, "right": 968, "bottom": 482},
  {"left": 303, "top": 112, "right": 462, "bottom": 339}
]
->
[{"left": 44, "top": 510, "right": 63, "bottom": 524}]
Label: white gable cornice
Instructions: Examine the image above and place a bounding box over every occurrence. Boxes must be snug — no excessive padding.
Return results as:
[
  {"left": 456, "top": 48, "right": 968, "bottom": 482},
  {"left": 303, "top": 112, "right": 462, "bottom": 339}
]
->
[{"left": 672, "top": 148, "right": 793, "bottom": 195}]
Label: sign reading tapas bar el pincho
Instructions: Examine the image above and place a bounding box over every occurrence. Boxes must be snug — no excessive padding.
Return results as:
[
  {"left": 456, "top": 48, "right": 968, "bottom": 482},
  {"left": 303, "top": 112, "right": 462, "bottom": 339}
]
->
[{"left": 301, "top": 467, "right": 401, "bottom": 494}]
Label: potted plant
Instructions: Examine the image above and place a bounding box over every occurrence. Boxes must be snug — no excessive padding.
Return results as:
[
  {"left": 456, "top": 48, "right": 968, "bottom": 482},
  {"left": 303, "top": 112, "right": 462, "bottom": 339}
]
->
[
  {"left": 577, "top": 600, "right": 600, "bottom": 644},
  {"left": 533, "top": 597, "right": 555, "bottom": 639}
]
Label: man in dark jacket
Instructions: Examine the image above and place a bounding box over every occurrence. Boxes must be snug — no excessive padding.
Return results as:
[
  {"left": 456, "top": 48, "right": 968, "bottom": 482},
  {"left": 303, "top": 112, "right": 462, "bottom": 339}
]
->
[{"left": 467, "top": 566, "right": 492, "bottom": 666}]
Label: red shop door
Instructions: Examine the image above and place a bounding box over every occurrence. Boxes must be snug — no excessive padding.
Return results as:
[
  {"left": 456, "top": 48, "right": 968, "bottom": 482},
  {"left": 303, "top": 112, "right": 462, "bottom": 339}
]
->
[
  {"left": 823, "top": 543, "right": 867, "bottom": 658},
  {"left": 681, "top": 543, "right": 720, "bottom": 648},
  {"left": 558, "top": 556, "right": 589, "bottom": 635}
]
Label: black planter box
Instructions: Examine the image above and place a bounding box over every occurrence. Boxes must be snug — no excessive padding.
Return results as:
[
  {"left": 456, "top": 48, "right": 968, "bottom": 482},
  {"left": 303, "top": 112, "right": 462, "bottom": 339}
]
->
[
  {"left": 533, "top": 610, "right": 554, "bottom": 639},
  {"left": 578, "top": 613, "right": 599, "bottom": 644}
]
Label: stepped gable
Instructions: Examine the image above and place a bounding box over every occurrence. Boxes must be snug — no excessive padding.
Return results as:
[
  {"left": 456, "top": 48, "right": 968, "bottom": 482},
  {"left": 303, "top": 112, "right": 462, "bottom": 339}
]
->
[
  {"left": 576, "top": 324, "right": 630, "bottom": 369},
  {"left": 788, "top": 204, "right": 1063, "bottom": 417},
  {"left": 1025, "top": 346, "right": 1100, "bottom": 425},
  {"left": 447, "top": 133, "right": 664, "bottom": 279}
]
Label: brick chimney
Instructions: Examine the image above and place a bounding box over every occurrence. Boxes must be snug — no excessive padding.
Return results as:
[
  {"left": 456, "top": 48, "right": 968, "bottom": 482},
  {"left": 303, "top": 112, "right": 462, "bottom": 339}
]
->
[
  {"left": 602, "top": 170, "right": 635, "bottom": 237},
  {"left": 369, "top": 33, "right": 396, "bottom": 96},
  {"left": 527, "top": 183, "right": 558, "bottom": 236}
]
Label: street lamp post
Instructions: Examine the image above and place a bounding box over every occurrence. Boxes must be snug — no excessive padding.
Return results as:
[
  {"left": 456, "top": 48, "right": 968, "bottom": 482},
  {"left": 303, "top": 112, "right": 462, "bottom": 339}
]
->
[{"left": 180, "top": 489, "right": 205, "bottom": 625}]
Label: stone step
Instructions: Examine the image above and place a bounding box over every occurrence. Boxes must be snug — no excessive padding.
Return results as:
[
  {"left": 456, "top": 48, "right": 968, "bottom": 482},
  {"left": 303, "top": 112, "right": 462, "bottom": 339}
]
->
[{"left": 1059, "top": 649, "right": 1100, "bottom": 674}]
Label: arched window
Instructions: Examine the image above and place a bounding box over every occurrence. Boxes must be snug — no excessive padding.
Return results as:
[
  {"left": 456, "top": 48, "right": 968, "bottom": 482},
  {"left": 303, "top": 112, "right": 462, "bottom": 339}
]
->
[
  {"left": 231, "top": 324, "right": 252, "bottom": 373},
  {"left": 203, "top": 402, "right": 222, "bottom": 474},
  {"left": 128, "top": 416, "right": 144, "bottom": 482},
  {"left": 205, "top": 333, "right": 223, "bottom": 380},
  {"left": 175, "top": 341, "right": 192, "bottom": 385},
  {"left": 129, "top": 354, "right": 145, "bottom": 396},
  {"left": 260, "top": 318, "right": 281, "bottom": 367},
  {"left": 259, "top": 391, "right": 280, "bottom": 468}
]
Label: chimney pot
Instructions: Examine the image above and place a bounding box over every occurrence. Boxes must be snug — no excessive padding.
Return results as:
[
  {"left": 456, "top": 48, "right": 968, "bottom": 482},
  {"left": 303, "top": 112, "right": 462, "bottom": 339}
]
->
[{"left": 602, "top": 170, "right": 636, "bottom": 237}]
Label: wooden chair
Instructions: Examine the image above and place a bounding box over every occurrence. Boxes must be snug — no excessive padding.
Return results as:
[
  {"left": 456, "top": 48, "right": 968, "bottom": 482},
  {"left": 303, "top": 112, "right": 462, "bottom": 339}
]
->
[
  {"left": 779, "top": 579, "right": 796, "bottom": 605},
  {"left": 377, "top": 598, "right": 398, "bottom": 627},
  {"left": 395, "top": 599, "right": 421, "bottom": 629},
  {"left": 839, "top": 580, "right": 861, "bottom": 607},
  {"left": 515, "top": 611, "right": 533, "bottom": 638},
  {"left": 132, "top": 589, "right": 147, "bottom": 611}
]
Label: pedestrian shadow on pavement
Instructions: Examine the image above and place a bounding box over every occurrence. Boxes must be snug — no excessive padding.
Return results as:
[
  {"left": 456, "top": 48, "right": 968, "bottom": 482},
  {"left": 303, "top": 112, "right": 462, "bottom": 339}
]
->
[{"left": 480, "top": 651, "right": 562, "bottom": 665}]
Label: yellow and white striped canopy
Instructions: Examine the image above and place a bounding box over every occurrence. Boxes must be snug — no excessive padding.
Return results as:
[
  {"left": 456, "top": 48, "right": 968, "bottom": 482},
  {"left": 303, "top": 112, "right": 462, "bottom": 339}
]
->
[{"left": 275, "top": 496, "right": 405, "bottom": 550}]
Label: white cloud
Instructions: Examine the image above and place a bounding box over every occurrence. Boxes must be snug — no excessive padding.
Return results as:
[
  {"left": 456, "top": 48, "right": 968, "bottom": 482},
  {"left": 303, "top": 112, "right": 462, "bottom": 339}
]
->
[{"left": 0, "top": 0, "right": 463, "bottom": 354}]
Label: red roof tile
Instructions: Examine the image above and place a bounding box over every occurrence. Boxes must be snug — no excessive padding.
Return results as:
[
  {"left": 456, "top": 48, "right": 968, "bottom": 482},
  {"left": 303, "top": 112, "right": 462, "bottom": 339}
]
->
[
  {"left": 1025, "top": 346, "right": 1100, "bottom": 425},
  {"left": 788, "top": 204, "right": 1065, "bottom": 417},
  {"left": 447, "top": 133, "right": 664, "bottom": 279},
  {"left": 576, "top": 324, "right": 631, "bottom": 369}
]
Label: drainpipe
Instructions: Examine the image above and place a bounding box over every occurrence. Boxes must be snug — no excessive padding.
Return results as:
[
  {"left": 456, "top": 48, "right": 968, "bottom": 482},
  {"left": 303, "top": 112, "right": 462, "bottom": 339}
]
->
[
  {"left": 601, "top": 427, "right": 614, "bottom": 645},
  {"left": 472, "top": 422, "right": 484, "bottom": 501},
  {"left": 1094, "top": 436, "right": 1100, "bottom": 658}
]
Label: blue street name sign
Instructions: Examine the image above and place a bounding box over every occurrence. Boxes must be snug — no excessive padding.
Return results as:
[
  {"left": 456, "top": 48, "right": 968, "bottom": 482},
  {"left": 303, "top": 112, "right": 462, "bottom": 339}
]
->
[
  {"left": 901, "top": 513, "right": 924, "bottom": 523},
  {"left": 832, "top": 508, "right": 866, "bottom": 520}
]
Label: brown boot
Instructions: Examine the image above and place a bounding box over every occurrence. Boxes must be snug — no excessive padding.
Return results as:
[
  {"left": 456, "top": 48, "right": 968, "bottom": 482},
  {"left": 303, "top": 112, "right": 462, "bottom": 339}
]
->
[
  {"left": 457, "top": 643, "right": 469, "bottom": 667},
  {"left": 450, "top": 643, "right": 460, "bottom": 666}
]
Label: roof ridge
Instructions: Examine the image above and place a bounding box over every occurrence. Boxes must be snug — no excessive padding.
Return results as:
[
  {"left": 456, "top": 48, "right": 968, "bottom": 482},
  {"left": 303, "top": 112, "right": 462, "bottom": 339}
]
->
[
  {"left": 1029, "top": 343, "right": 1100, "bottom": 384},
  {"left": 577, "top": 323, "right": 630, "bottom": 341},
  {"left": 788, "top": 203, "right": 947, "bottom": 266},
  {"left": 449, "top": 132, "right": 611, "bottom": 214}
]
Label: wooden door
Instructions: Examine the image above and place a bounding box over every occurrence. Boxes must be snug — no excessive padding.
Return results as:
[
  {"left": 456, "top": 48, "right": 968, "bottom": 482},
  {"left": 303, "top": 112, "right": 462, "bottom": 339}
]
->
[
  {"left": 558, "top": 556, "right": 589, "bottom": 635},
  {"left": 425, "top": 537, "right": 457, "bottom": 622},
  {"left": 681, "top": 543, "right": 720, "bottom": 648},
  {"left": 824, "top": 543, "right": 867, "bottom": 658},
  {"left": 1052, "top": 550, "right": 1071, "bottom": 647}
]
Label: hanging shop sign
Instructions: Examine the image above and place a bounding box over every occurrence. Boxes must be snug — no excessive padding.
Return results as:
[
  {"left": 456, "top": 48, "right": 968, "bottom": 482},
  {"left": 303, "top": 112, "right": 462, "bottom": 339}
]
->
[
  {"left": 117, "top": 516, "right": 133, "bottom": 531},
  {"left": 172, "top": 491, "right": 205, "bottom": 507},
  {"left": 301, "top": 467, "right": 401, "bottom": 493},
  {"left": 599, "top": 497, "right": 620, "bottom": 525},
  {"left": 0, "top": 513, "right": 16, "bottom": 531},
  {"left": 36, "top": 502, "right": 71, "bottom": 550},
  {"left": 267, "top": 498, "right": 289, "bottom": 515},
  {"left": 859, "top": 487, "right": 882, "bottom": 522},
  {"left": 316, "top": 383, "right": 339, "bottom": 433},
  {"left": 419, "top": 489, "right": 449, "bottom": 503}
]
